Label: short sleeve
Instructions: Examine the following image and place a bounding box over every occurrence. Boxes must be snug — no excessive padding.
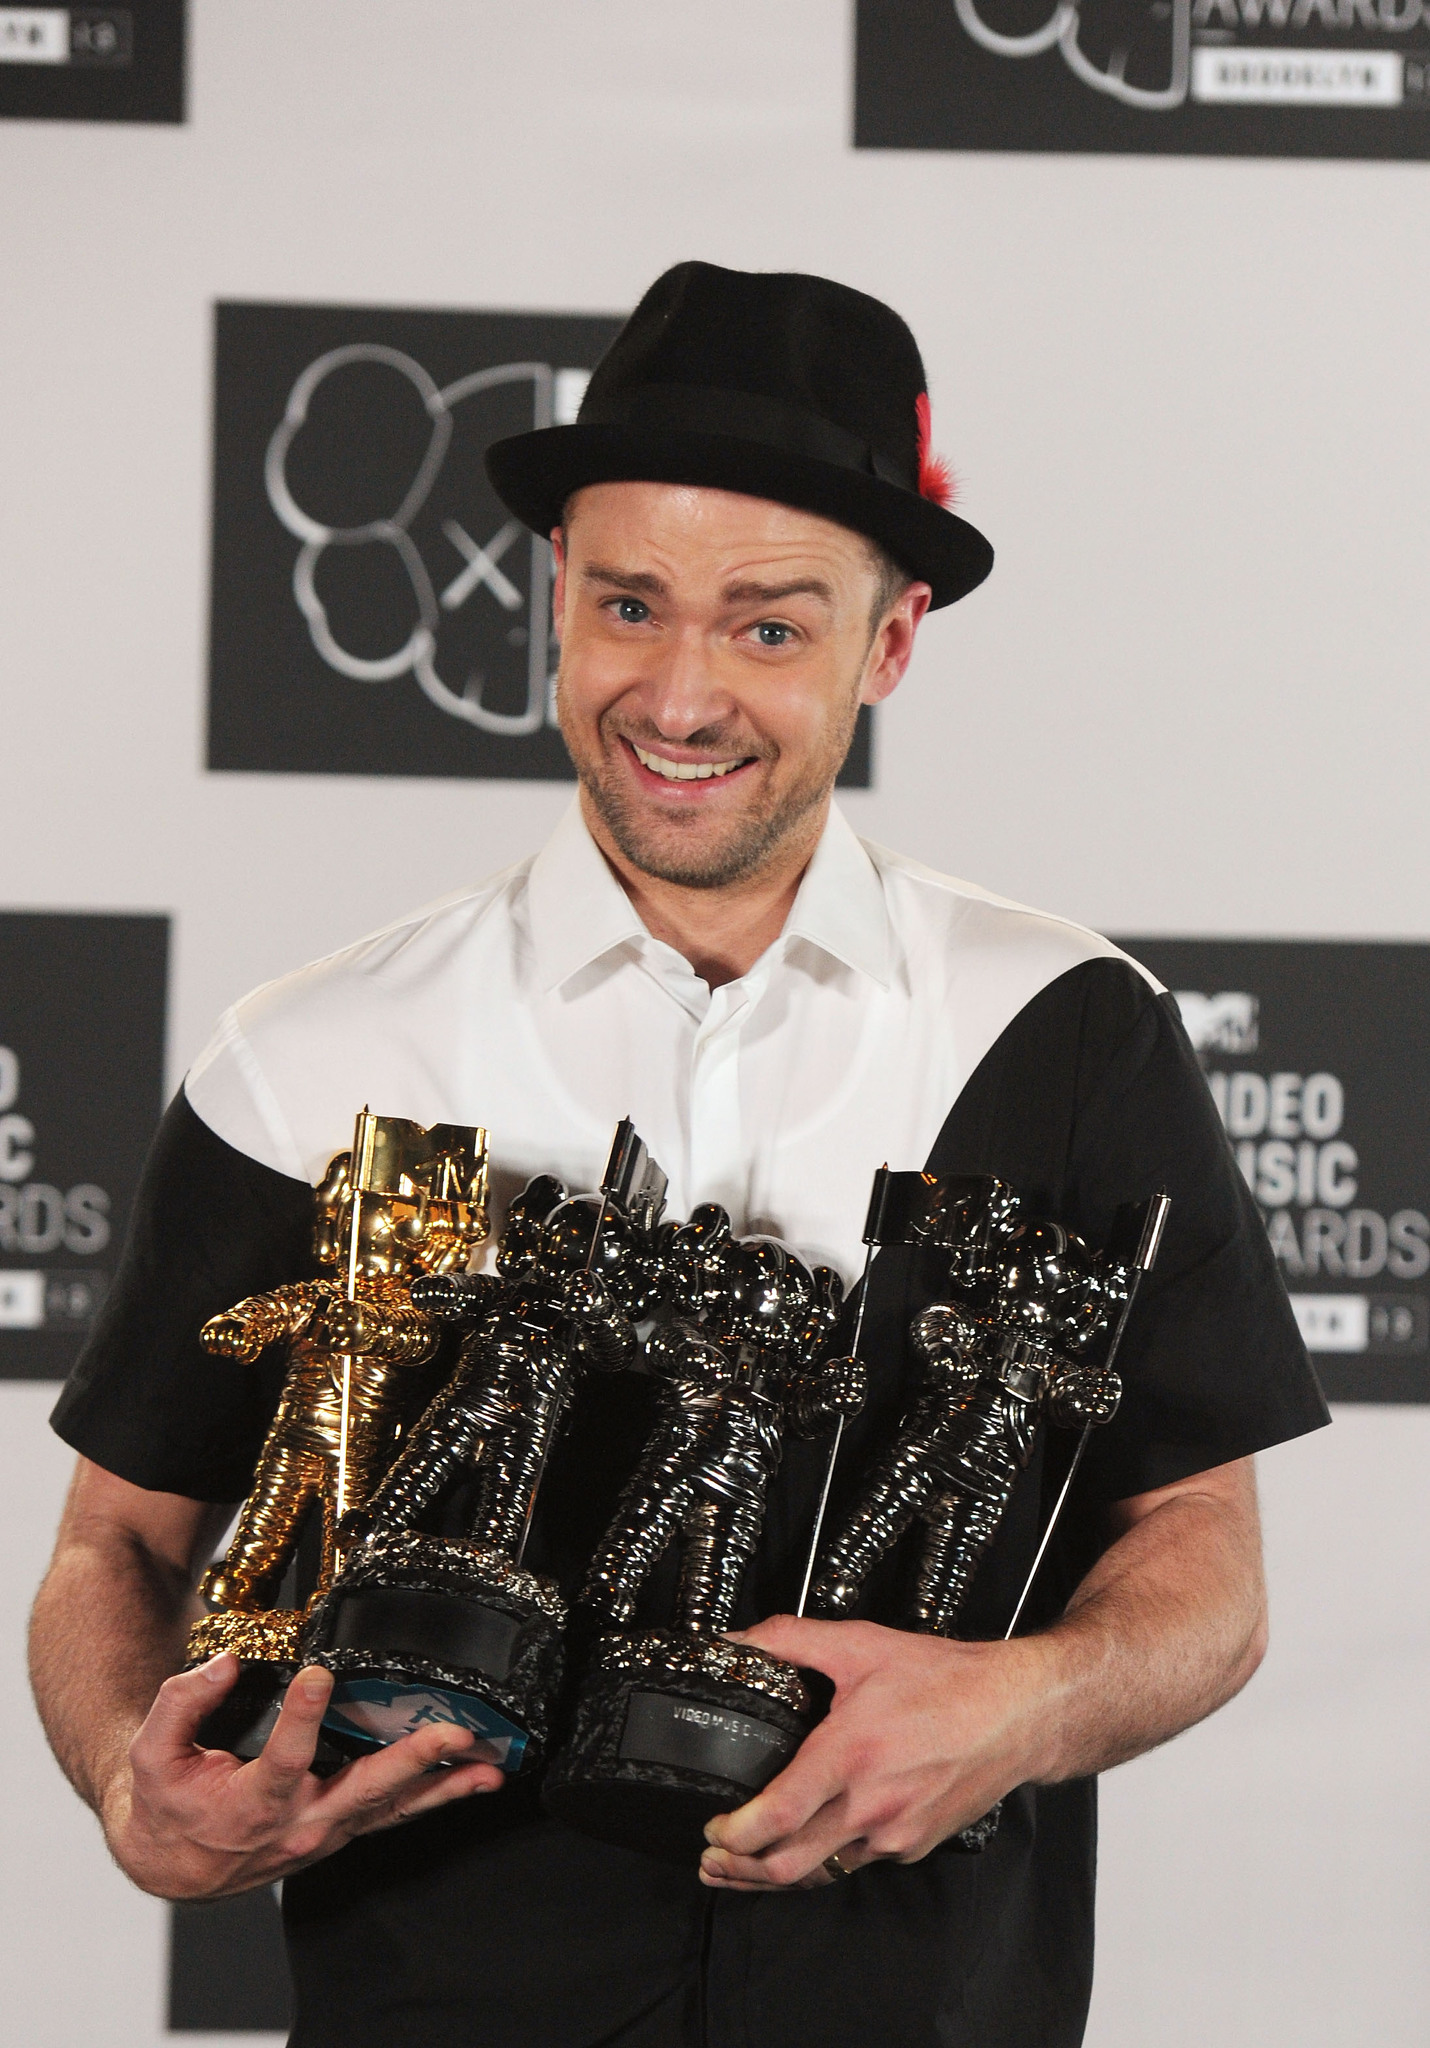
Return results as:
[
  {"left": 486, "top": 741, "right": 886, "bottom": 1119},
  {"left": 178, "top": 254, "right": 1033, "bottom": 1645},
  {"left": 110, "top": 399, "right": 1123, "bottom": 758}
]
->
[
  {"left": 924, "top": 957, "right": 1329, "bottom": 1503},
  {"left": 1062, "top": 970, "right": 1331, "bottom": 1498},
  {"left": 49, "top": 1089, "right": 315, "bottom": 1500}
]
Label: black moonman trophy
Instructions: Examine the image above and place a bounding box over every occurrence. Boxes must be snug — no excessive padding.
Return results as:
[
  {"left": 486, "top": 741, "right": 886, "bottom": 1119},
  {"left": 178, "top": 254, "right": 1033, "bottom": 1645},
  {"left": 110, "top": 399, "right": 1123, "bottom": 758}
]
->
[
  {"left": 801, "top": 1170, "right": 1169, "bottom": 1848},
  {"left": 543, "top": 1212, "right": 859, "bottom": 1860},
  {"left": 302, "top": 1122, "right": 668, "bottom": 1773},
  {"left": 808, "top": 1171, "right": 1169, "bottom": 1635}
]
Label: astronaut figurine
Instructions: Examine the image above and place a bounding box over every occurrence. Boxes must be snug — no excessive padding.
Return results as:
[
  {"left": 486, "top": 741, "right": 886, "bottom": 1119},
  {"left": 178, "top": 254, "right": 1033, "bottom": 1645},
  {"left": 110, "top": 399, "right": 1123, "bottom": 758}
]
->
[
  {"left": 810, "top": 1213, "right": 1130, "bottom": 1635},
  {"left": 196, "top": 1116, "right": 489, "bottom": 1615},
  {"left": 544, "top": 1214, "right": 861, "bottom": 1858},
  {"left": 345, "top": 1174, "right": 660, "bottom": 1553},
  {"left": 303, "top": 1130, "right": 671, "bottom": 1773},
  {"left": 184, "top": 1111, "right": 489, "bottom": 1762},
  {"left": 581, "top": 1214, "right": 860, "bottom": 1633}
]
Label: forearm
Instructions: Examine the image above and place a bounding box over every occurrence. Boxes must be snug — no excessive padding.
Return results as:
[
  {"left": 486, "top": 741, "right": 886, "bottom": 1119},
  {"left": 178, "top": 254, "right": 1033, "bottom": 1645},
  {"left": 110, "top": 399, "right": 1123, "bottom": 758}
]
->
[
  {"left": 1020, "top": 1457, "right": 1268, "bottom": 1786},
  {"left": 28, "top": 1464, "right": 225, "bottom": 1824}
]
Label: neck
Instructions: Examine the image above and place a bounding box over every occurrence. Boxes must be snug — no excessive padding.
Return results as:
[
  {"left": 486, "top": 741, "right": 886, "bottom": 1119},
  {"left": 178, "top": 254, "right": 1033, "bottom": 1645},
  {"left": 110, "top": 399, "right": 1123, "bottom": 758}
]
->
[{"left": 581, "top": 792, "right": 829, "bottom": 988}]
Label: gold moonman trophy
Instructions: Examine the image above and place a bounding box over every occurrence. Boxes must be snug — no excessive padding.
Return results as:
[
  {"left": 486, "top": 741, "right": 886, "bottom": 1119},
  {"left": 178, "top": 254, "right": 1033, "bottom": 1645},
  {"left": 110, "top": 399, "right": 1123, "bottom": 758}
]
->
[{"left": 187, "top": 1110, "right": 489, "bottom": 1765}]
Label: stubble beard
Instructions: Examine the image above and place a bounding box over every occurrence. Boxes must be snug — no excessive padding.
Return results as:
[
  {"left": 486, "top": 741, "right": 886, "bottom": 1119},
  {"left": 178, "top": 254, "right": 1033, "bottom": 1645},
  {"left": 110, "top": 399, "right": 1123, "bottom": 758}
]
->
[{"left": 558, "top": 681, "right": 862, "bottom": 892}]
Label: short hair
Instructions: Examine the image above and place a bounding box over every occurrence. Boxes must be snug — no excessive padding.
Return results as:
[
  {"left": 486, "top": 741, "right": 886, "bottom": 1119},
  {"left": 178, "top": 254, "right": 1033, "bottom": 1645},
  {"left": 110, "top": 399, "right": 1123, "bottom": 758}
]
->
[{"left": 863, "top": 537, "right": 912, "bottom": 638}]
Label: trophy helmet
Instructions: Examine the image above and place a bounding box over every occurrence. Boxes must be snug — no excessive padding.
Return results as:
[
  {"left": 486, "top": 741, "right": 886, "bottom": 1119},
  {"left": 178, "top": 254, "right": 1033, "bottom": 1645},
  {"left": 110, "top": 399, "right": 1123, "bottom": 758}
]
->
[
  {"left": 540, "top": 1194, "right": 663, "bottom": 1316},
  {"left": 498, "top": 1173, "right": 568, "bottom": 1277},
  {"left": 662, "top": 1202, "right": 734, "bottom": 1317},
  {"left": 721, "top": 1236, "right": 815, "bottom": 1348},
  {"left": 991, "top": 1219, "right": 1094, "bottom": 1338}
]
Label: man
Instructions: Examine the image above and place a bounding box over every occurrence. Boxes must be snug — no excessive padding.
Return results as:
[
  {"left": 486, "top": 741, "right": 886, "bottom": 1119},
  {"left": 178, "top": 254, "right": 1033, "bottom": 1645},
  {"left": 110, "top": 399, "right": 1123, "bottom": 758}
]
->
[{"left": 31, "top": 262, "right": 1326, "bottom": 2048}]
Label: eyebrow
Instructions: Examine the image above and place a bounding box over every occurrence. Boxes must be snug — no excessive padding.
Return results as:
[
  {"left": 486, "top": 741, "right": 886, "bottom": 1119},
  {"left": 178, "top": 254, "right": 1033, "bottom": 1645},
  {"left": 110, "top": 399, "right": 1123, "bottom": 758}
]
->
[
  {"left": 580, "top": 565, "right": 836, "bottom": 611},
  {"left": 581, "top": 564, "right": 670, "bottom": 597},
  {"left": 721, "top": 577, "right": 835, "bottom": 611}
]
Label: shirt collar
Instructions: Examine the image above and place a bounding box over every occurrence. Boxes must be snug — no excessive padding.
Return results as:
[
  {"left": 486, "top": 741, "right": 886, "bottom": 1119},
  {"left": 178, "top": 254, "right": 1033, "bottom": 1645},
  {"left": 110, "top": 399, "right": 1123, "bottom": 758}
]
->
[
  {"left": 526, "top": 799, "right": 647, "bottom": 992},
  {"left": 782, "top": 802, "right": 894, "bottom": 989},
  {"left": 525, "top": 797, "right": 894, "bottom": 995}
]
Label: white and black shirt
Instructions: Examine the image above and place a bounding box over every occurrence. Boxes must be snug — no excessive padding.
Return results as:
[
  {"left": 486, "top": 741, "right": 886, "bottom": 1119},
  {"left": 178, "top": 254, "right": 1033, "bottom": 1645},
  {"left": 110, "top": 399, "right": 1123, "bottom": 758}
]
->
[{"left": 53, "top": 802, "right": 1326, "bottom": 2048}]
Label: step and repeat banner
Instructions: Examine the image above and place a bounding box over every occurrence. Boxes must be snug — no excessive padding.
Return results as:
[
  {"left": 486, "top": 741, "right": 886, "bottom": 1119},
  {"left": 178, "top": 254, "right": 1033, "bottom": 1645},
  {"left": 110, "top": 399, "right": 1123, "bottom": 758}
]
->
[
  {"left": 856, "top": 0, "right": 1430, "bottom": 156},
  {"left": 5, "top": 6, "right": 1426, "bottom": 2045}
]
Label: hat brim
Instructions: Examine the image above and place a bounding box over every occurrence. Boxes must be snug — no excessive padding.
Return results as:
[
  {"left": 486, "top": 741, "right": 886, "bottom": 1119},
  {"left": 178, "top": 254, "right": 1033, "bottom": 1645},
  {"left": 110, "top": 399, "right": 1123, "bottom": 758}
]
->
[{"left": 485, "top": 424, "right": 993, "bottom": 610}]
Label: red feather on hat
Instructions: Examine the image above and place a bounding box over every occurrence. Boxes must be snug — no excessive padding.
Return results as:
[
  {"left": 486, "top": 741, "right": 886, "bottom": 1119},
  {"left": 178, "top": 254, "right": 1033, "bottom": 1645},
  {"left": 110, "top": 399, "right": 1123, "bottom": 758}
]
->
[{"left": 915, "top": 392, "right": 956, "bottom": 509}]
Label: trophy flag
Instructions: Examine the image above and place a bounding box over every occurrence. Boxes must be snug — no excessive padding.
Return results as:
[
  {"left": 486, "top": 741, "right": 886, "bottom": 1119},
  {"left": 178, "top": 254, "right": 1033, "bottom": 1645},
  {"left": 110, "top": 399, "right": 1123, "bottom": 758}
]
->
[
  {"left": 795, "top": 1164, "right": 897, "bottom": 1617},
  {"left": 602, "top": 1117, "right": 670, "bottom": 1232}
]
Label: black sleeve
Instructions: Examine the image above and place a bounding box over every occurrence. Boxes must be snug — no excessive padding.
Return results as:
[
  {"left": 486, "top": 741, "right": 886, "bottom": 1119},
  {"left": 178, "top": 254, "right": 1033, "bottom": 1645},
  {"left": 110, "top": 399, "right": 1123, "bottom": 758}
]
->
[
  {"left": 926, "top": 957, "right": 1330, "bottom": 1501},
  {"left": 49, "top": 1090, "right": 315, "bottom": 1501}
]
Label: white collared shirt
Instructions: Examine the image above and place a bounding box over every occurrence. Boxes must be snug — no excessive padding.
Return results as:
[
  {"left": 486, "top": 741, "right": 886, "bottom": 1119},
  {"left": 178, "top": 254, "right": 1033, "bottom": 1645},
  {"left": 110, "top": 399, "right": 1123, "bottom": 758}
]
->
[{"left": 185, "top": 801, "right": 1149, "bottom": 1284}]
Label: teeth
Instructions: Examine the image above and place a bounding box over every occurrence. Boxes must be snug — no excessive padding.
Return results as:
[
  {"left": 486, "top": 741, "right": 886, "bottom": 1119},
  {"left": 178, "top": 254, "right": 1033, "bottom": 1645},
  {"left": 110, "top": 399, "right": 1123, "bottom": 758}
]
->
[{"left": 633, "top": 744, "right": 744, "bottom": 782}]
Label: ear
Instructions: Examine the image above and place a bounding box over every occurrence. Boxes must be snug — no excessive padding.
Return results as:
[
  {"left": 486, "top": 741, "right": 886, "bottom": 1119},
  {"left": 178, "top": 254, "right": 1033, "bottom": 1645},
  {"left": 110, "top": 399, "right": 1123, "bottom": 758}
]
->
[
  {"left": 550, "top": 526, "right": 567, "bottom": 637},
  {"left": 859, "top": 582, "right": 933, "bottom": 707}
]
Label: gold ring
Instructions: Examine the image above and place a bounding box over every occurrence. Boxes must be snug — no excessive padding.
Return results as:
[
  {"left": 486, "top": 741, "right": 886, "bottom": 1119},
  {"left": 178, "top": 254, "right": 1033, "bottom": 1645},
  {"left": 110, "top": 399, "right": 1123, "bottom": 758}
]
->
[{"left": 823, "top": 1851, "right": 856, "bottom": 1881}]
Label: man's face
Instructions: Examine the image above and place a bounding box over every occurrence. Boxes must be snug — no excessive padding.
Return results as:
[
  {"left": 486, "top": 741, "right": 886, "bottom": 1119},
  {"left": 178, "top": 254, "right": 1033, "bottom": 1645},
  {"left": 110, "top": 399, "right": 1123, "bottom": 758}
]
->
[{"left": 552, "top": 482, "right": 924, "bottom": 890}]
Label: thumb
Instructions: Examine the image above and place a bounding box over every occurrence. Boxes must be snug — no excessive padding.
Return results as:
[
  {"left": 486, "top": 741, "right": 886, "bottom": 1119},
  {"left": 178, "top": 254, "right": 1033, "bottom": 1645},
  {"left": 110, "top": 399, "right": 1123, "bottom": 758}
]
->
[
  {"left": 729, "top": 1613, "right": 864, "bottom": 1683},
  {"left": 131, "top": 1652, "right": 239, "bottom": 1768}
]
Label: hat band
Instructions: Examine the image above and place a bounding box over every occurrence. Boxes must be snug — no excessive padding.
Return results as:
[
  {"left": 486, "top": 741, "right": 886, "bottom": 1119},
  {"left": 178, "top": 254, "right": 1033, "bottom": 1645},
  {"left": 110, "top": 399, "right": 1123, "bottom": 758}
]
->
[{"left": 578, "top": 382, "right": 909, "bottom": 491}]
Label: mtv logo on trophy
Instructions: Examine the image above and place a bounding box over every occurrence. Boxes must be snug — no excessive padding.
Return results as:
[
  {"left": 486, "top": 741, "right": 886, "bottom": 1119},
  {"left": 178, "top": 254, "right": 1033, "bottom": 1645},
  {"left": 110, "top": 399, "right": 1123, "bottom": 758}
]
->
[{"left": 207, "top": 301, "right": 874, "bottom": 786}]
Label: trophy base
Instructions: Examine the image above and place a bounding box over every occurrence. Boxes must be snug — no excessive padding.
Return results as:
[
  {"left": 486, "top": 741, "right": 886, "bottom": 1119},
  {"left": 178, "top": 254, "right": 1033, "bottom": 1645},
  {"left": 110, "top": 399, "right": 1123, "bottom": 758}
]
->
[
  {"left": 543, "top": 1629, "right": 813, "bottom": 1863},
  {"left": 185, "top": 1609, "right": 345, "bottom": 1775},
  {"left": 300, "top": 1532, "right": 566, "bottom": 1774}
]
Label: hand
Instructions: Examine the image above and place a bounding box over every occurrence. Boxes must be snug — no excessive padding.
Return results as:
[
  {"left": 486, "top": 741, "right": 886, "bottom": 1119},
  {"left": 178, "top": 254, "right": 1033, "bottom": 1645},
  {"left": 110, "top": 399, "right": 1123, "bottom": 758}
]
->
[
  {"left": 316, "top": 1299, "right": 379, "bottom": 1352},
  {"left": 109, "top": 1654, "right": 504, "bottom": 1900},
  {"left": 819, "top": 1354, "right": 867, "bottom": 1418},
  {"left": 557, "top": 1271, "right": 614, "bottom": 1324},
  {"left": 698, "top": 1615, "right": 1049, "bottom": 1892},
  {"left": 199, "top": 1312, "right": 265, "bottom": 1363}
]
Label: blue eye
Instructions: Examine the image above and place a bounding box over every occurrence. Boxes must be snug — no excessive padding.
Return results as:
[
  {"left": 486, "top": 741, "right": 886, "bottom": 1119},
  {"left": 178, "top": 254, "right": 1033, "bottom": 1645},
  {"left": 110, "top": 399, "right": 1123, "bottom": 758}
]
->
[
  {"left": 616, "top": 597, "right": 649, "bottom": 624},
  {"left": 754, "top": 622, "right": 793, "bottom": 646}
]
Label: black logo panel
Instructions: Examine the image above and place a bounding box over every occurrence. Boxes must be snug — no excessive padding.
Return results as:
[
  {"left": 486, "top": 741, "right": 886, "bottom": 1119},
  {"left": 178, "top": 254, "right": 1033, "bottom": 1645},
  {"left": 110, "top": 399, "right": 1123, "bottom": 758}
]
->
[
  {"left": 208, "top": 302, "right": 872, "bottom": 788},
  {"left": 0, "top": 912, "right": 168, "bottom": 1381},
  {"left": 856, "top": 0, "right": 1430, "bottom": 159},
  {"left": 0, "top": 3, "right": 184, "bottom": 123},
  {"left": 1118, "top": 938, "right": 1430, "bottom": 1403}
]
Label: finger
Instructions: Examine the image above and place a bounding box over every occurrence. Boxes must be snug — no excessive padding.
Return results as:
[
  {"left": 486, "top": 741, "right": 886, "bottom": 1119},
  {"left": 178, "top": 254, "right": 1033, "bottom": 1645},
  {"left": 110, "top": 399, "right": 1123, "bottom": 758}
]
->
[
  {"left": 309, "top": 1720, "right": 491, "bottom": 1834},
  {"left": 703, "top": 1725, "right": 847, "bottom": 1857},
  {"left": 245, "top": 1665, "right": 334, "bottom": 1792},
  {"left": 383, "top": 1753, "right": 506, "bottom": 1822},
  {"left": 131, "top": 1653, "right": 241, "bottom": 1770},
  {"left": 728, "top": 1614, "right": 871, "bottom": 1686},
  {"left": 703, "top": 1798, "right": 870, "bottom": 1890}
]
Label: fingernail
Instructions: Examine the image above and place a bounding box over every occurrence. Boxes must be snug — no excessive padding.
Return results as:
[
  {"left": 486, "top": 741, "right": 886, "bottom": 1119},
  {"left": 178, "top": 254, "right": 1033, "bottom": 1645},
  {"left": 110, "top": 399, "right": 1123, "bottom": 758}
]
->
[
  {"left": 202, "top": 1653, "right": 234, "bottom": 1683},
  {"left": 721, "top": 1629, "right": 748, "bottom": 1643},
  {"left": 299, "top": 1673, "right": 330, "bottom": 1704}
]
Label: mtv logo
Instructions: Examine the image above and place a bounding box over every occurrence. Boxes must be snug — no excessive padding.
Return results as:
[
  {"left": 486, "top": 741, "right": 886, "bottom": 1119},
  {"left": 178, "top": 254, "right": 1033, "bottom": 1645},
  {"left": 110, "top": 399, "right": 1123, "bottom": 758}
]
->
[{"left": 1174, "top": 990, "right": 1259, "bottom": 1056}]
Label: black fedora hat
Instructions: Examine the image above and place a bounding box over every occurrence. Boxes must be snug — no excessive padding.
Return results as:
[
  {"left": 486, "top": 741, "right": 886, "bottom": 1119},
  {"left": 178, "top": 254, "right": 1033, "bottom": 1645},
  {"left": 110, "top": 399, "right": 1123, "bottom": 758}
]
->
[{"left": 485, "top": 262, "right": 993, "bottom": 610}]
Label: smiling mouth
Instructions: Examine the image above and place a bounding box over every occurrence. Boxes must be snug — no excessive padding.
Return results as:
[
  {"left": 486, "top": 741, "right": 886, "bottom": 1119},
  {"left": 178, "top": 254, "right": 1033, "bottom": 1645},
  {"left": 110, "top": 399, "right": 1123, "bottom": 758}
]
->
[{"left": 628, "top": 741, "right": 755, "bottom": 784}]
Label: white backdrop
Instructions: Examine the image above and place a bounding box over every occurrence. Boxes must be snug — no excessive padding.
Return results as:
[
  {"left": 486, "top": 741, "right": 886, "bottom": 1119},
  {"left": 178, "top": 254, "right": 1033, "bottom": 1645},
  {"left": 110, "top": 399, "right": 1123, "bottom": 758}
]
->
[{"left": 2, "top": 3, "right": 1427, "bottom": 2041}]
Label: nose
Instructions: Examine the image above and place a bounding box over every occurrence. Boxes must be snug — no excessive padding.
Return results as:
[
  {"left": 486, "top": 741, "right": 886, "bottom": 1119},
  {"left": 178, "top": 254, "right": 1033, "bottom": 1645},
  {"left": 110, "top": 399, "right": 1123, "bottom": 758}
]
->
[{"left": 637, "top": 622, "right": 736, "bottom": 742}]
